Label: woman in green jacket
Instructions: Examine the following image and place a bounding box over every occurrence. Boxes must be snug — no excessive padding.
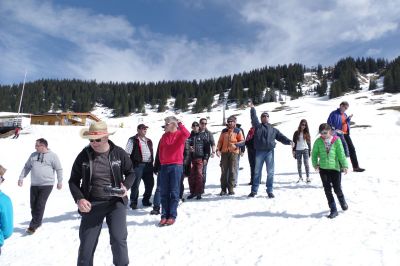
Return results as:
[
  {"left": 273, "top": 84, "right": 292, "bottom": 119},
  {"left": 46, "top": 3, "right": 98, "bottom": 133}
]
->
[{"left": 312, "top": 123, "right": 349, "bottom": 219}]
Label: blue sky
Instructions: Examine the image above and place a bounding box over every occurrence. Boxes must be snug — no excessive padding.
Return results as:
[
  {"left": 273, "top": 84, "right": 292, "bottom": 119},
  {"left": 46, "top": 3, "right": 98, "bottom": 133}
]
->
[{"left": 1, "top": 0, "right": 399, "bottom": 85}]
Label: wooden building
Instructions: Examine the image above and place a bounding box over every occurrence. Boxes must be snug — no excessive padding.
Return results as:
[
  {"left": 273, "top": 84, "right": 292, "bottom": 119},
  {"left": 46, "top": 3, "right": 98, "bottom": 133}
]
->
[{"left": 30, "top": 112, "right": 100, "bottom": 126}]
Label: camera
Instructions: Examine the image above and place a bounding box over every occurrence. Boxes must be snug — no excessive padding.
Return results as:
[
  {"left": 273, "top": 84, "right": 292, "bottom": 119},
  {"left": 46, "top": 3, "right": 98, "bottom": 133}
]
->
[{"left": 103, "top": 185, "right": 125, "bottom": 196}]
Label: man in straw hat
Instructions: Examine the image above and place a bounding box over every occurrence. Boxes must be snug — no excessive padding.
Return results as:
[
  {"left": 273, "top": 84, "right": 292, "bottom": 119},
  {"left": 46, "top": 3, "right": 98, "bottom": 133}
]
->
[{"left": 69, "top": 121, "right": 136, "bottom": 266}]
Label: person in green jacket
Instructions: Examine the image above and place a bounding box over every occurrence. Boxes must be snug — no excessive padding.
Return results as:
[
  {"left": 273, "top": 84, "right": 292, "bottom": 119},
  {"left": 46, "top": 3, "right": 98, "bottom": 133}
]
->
[{"left": 312, "top": 123, "right": 349, "bottom": 219}]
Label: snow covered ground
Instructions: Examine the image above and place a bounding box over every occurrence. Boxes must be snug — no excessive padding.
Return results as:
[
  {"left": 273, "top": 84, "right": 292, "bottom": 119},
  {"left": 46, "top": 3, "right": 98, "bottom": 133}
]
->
[{"left": 1, "top": 89, "right": 400, "bottom": 266}]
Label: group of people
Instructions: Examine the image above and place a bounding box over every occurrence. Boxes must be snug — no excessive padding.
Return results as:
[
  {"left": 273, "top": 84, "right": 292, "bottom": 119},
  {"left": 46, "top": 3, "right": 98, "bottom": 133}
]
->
[{"left": 0, "top": 100, "right": 365, "bottom": 265}]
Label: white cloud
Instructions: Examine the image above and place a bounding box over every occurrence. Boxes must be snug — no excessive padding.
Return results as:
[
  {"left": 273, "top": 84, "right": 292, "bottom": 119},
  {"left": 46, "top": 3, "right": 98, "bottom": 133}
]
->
[{"left": 0, "top": 0, "right": 399, "bottom": 84}]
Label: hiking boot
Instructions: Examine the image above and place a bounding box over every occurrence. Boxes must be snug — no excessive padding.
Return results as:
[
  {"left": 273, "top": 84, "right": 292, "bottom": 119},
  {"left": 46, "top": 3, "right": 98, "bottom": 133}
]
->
[
  {"left": 306, "top": 177, "right": 311, "bottom": 183},
  {"left": 219, "top": 190, "right": 227, "bottom": 196},
  {"left": 328, "top": 202, "right": 338, "bottom": 219},
  {"left": 228, "top": 191, "right": 235, "bottom": 195},
  {"left": 187, "top": 194, "right": 196, "bottom": 200},
  {"left": 267, "top": 192, "right": 275, "bottom": 198},
  {"left": 159, "top": 218, "right": 167, "bottom": 226},
  {"left": 339, "top": 197, "right": 348, "bottom": 211},
  {"left": 353, "top": 167, "right": 365, "bottom": 172},
  {"left": 26, "top": 227, "right": 36, "bottom": 235},
  {"left": 327, "top": 209, "right": 338, "bottom": 219},
  {"left": 248, "top": 182, "right": 252, "bottom": 186},
  {"left": 248, "top": 192, "right": 257, "bottom": 197},
  {"left": 166, "top": 218, "right": 175, "bottom": 226},
  {"left": 150, "top": 206, "right": 160, "bottom": 215},
  {"left": 297, "top": 177, "right": 303, "bottom": 183},
  {"left": 130, "top": 202, "right": 137, "bottom": 210},
  {"left": 196, "top": 195, "right": 202, "bottom": 200},
  {"left": 142, "top": 200, "right": 152, "bottom": 207}
]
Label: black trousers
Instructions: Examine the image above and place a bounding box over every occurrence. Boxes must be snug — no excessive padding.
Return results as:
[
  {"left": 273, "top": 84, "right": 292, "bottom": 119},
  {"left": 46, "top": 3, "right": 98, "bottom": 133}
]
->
[
  {"left": 78, "top": 199, "right": 128, "bottom": 266},
  {"left": 319, "top": 169, "right": 345, "bottom": 206},
  {"left": 30, "top": 185, "right": 53, "bottom": 229},
  {"left": 247, "top": 147, "right": 256, "bottom": 184},
  {"left": 344, "top": 134, "right": 359, "bottom": 169},
  {"left": 130, "top": 162, "right": 154, "bottom": 204}
]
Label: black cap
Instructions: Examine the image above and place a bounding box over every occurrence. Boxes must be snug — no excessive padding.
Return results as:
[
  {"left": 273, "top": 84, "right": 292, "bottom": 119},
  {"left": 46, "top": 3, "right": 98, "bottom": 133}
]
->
[{"left": 137, "top": 124, "right": 149, "bottom": 130}]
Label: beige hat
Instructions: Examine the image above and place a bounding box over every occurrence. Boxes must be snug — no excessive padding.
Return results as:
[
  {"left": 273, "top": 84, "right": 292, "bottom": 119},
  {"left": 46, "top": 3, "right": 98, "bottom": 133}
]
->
[
  {"left": 0, "top": 165, "right": 6, "bottom": 176},
  {"left": 80, "top": 121, "right": 115, "bottom": 139}
]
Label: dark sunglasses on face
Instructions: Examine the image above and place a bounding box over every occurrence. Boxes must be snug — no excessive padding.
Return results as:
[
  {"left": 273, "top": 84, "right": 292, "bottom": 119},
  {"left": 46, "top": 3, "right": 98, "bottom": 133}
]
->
[
  {"left": 89, "top": 139, "right": 102, "bottom": 143},
  {"left": 227, "top": 121, "right": 234, "bottom": 123}
]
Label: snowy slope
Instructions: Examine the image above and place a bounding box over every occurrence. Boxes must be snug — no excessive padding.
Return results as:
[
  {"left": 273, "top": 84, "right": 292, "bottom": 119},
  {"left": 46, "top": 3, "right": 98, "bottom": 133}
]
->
[{"left": 0, "top": 89, "right": 399, "bottom": 266}]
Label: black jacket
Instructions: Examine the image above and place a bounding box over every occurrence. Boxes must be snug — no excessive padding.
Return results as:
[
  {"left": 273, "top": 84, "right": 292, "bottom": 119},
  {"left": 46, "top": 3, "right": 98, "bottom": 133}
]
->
[
  {"left": 69, "top": 140, "right": 136, "bottom": 205},
  {"left": 251, "top": 107, "right": 292, "bottom": 150},
  {"left": 127, "top": 135, "right": 154, "bottom": 167},
  {"left": 189, "top": 131, "right": 210, "bottom": 160}
]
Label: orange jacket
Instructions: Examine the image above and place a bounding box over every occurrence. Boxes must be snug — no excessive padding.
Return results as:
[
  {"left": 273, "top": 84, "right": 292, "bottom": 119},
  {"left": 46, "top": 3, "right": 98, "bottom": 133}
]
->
[{"left": 217, "top": 127, "right": 244, "bottom": 154}]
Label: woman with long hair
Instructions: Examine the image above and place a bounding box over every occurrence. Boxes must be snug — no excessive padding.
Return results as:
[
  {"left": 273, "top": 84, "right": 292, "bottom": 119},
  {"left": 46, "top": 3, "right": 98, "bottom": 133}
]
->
[{"left": 292, "top": 119, "right": 311, "bottom": 183}]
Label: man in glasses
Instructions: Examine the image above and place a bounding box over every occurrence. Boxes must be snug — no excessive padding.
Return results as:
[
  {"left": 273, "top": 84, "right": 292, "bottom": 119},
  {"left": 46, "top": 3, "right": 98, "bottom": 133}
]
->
[
  {"left": 69, "top": 121, "right": 135, "bottom": 265},
  {"left": 216, "top": 116, "right": 245, "bottom": 196},
  {"left": 18, "top": 138, "right": 63, "bottom": 234},
  {"left": 125, "top": 124, "right": 154, "bottom": 209},
  {"left": 0, "top": 164, "right": 13, "bottom": 256},
  {"left": 327, "top": 101, "right": 365, "bottom": 172},
  {"left": 198, "top": 118, "right": 216, "bottom": 193},
  {"left": 248, "top": 102, "right": 294, "bottom": 198}
]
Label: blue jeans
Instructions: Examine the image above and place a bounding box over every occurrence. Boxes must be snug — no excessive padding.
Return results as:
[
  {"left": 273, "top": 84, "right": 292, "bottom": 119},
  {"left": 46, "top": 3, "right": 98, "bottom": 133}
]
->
[
  {"left": 153, "top": 173, "right": 161, "bottom": 208},
  {"left": 160, "top": 164, "right": 182, "bottom": 219},
  {"left": 251, "top": 150, "right": 275, "bottom": 193}
]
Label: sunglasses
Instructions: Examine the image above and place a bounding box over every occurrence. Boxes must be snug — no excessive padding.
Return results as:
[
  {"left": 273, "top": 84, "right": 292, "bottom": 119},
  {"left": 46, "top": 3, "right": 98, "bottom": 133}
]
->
[
  {"left": 227, "top": 121, "right": 234, "bottom": 123},
  {"left": 320, "top": 131, "right": 329, "bottom": 135},
  {"left": 89, "top": 139, "right": 102, "bottom": 143}
]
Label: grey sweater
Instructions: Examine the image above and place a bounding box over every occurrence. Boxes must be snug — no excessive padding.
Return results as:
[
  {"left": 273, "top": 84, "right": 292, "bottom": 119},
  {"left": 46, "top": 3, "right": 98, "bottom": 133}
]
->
[{"left": 19, "top": 150, "right": 63, "bottom": 186}]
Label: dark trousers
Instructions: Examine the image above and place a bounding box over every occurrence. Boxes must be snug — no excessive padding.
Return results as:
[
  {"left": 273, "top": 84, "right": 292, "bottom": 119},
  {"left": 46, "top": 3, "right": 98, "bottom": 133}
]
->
[
  {"left": 160, "top": 164, "right": 183, "bottom": 219},
  {"left": 189, "top": 159, "right": 204, "bottom": 195},
  {"left": 344, "top": 134, "right": 359, "bottom": 169},
  {"left": 319, "top": 169, "right": 345, "bottom": 206},
  {"left": 130, "top": 162, "right": 154, "bottom": 204},
  {"left": 247, "top": 147, "right": 256, "bottom": 184},
  {"left": 30, "top": 185, "right": 53, "bottom": 229},
  {"left": 220, "top": 153, "right": 238, "bottom": 193},
  {"left": 202, "top": 162, "right": 208, "bottom": 192},
  {"left": 78, "top": 200, "right": 128, "bottom": 266}
]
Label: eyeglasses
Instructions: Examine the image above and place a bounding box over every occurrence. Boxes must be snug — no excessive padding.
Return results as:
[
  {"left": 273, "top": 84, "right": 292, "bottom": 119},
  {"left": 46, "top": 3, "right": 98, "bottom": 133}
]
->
[
  {"left": 320, "top": 131, "right": 329, "bottom": 135},
  {"left": 227, "top": 121, "right": 234, "bottom": 123},
  {"left": 89, "top": 139, "right": 102, "bottom": 143}
]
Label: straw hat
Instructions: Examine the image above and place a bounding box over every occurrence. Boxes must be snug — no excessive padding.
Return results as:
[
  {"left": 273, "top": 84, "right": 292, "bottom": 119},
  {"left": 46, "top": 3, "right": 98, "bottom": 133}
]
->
[{"left": 80, "top": 121, "right": 115, "bottom": 139}]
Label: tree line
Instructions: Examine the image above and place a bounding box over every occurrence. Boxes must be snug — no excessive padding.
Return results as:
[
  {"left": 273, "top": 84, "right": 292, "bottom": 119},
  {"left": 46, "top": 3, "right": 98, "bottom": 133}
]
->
[{"left": 0, "top": 56, "right": 396, "bottom": 116}]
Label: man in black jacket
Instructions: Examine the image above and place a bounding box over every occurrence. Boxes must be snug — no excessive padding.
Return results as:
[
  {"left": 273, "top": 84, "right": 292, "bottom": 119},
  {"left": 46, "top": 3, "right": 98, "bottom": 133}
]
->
[
  {"left": 125, "top": 124, "right": 154, "bottom": 209},
  {"left": 69, "top": 121, "right": 135, "bottom": 266}
]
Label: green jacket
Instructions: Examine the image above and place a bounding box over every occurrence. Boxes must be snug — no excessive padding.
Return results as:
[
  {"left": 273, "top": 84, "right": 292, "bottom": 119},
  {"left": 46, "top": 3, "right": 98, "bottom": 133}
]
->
[{"left": 311, "top": 136, "right": 348, "bottom": 171}]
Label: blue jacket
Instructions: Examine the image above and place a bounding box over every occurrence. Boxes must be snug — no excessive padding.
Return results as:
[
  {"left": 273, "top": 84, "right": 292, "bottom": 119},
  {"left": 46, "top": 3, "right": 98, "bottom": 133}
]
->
[
  {"left": 0, "top": 191, "right": 13, "bottom": 247},
  {"left": 250, "top": 107, "right": 292, "bottom": 151},
  {"left": 327, "top": 108, "right": 351, "bottom": 134}
]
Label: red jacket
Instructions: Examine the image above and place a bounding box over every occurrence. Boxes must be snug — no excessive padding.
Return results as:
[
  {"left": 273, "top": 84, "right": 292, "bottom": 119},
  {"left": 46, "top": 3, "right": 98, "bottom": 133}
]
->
[{"left": 159, "top": 123, "right": 190, "bottom": 165}]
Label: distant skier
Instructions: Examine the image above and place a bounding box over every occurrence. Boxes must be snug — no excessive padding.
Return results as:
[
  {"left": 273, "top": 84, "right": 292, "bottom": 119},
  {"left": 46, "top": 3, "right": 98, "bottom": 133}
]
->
[{"left": 12, "top": 126, "right": 20, "bottom": 139}]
